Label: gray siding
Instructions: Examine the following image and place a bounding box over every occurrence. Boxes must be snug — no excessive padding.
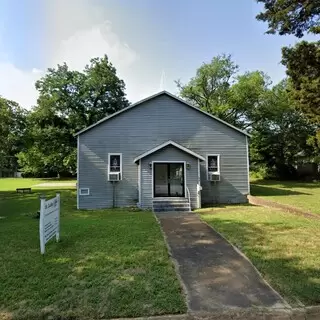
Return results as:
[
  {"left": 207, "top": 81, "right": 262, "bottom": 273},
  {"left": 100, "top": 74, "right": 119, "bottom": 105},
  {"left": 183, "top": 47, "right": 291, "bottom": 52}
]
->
[
  {"left": 78, "top": 94, "right": 249, "bottom": 209},
  {"left": 140, "top": 146, "right": 199, "bottom": 209}
]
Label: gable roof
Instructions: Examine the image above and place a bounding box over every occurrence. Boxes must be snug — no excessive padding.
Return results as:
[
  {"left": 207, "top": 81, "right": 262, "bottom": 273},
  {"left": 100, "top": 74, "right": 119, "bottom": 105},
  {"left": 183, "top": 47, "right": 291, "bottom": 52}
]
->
[
  {"left": 133, "top": 140, "right": 205, "bottom": 163},
  {"left": 75, "top": 91, "right": 251, "bottom": 137}
]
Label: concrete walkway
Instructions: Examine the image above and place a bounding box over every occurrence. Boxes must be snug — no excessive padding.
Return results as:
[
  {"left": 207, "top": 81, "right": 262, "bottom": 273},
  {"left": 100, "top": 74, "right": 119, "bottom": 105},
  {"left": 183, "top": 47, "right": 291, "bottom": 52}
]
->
[{"left": 155, "top": 212, "right": 287, "bottom": 312}]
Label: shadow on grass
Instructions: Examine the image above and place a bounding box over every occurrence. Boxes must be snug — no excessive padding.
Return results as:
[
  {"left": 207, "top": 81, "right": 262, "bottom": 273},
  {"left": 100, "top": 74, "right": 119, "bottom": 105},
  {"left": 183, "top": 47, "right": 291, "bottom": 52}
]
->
[
  {"left": 206, "top": 217, "right": 320, "bottom": 305},
  {"left": 201, "top": 203, "right": 253, "bottom": 209},
  {"left": 251, "top": 179, "right": 320, "bottom": 189},
  {"left": 250, "top": 184, "right": 311, "bottom": 197}
]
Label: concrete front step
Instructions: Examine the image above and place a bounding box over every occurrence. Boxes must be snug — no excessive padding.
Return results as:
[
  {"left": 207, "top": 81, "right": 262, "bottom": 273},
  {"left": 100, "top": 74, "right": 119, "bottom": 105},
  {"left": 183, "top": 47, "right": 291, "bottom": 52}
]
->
[
  {"left": 153, "top": 198, "right": 189, "bottom": 203},
  {"left": 153, "top": 197, "right": 191, "bottom": 212},
  {"left": 153, "top": 207, "right": 190, "bottom": 212},
  {"left": 153, "top": 204, "right": 190, "bottom": 209},
  {"left": 153, "top": 202, "right": 189, "bottom": 207},
  {"left": 153, "top": 207, "right": 191, "bottom": 212}
]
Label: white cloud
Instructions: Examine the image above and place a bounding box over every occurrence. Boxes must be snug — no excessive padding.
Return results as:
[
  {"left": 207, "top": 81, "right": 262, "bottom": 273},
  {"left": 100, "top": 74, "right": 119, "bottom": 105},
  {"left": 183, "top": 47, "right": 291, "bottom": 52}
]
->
[
  {"left": 0, "top": 61, "right": 41, "bottom": 108},
  {"left": 52, "top": 21, "right": 138, "bottom": 72},
  {"left": 46, "top": 0, "right": 139, "bottom": 98},
  {"left": 0, "top": 0, "right": 139, "bottom": 108},
  {"left": 32, "top": 68, "right": 43, "bottom": 74}
]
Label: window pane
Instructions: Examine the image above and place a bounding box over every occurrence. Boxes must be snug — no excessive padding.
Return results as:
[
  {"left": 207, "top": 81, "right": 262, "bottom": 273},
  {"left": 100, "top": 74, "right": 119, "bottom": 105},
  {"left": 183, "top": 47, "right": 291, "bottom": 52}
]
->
[
  {"left": 208, "top": 156, "right": 218, "bottom": 172},
  {"left": 110, "top": 155, "right": 121, "bottom": 172}
]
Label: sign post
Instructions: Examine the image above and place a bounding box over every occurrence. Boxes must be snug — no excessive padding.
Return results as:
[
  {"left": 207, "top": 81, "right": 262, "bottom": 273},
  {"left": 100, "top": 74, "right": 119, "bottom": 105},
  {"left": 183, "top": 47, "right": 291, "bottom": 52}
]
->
[{"left": 39, "top": 193, "right": 61, "bottom": 254}]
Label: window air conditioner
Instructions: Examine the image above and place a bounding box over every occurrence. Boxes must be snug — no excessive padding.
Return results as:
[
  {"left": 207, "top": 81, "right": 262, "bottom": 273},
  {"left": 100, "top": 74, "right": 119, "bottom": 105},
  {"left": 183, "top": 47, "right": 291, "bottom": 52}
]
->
[
  {"left": 108, "top": 172, "right": 121, "bottom": 181},
  {"left": 208, "top": 172, "right": 220, "bottom": 182}
]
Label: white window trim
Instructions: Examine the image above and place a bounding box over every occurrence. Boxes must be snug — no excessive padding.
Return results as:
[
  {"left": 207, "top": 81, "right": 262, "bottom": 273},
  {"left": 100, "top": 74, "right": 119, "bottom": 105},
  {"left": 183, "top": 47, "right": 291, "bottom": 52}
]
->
[
  {"left": 108, "top": 153, "right": 122, "bottom": 175},
  {"left": 206, "top": 154, "right": 220, "bottom": 174},
  {"left": 79, "top": 188, "right": 90, "bottom": 196}
]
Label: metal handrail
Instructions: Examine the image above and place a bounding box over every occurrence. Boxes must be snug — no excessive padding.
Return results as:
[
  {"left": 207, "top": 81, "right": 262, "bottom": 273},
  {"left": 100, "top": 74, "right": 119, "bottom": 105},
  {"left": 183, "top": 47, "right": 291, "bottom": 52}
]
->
[{"left": 186, "top": 186, "right": 191, "bottom": 211}]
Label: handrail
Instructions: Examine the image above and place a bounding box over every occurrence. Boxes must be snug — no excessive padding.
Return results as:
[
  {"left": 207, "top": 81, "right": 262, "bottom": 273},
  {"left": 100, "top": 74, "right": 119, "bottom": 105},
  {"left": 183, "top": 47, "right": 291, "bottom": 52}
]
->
[{"left": 186, "top": 186, "right": 191, "bottom": 211}]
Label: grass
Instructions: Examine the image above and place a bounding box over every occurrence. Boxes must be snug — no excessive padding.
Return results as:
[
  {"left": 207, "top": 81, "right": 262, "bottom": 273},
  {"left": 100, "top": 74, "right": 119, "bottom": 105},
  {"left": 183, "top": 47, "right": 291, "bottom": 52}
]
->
[
  {"left": 251, "top": 180, "right": 320, "bottom": 215},
  {"left": 198, "top": 205, "right": 320, "bottom": 306},
  {"left": 0, "top": 179, "right": 186, "bottom": 320},
  {"left": 0, "top": 178, "right": 76, "bottom": 192},
  {"left": 0, "top": 178, "right": 46, "bottom": 191}
]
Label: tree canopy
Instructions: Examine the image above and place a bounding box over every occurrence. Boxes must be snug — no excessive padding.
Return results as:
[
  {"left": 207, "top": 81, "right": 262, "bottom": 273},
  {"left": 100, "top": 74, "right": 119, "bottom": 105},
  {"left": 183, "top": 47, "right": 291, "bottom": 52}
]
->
[
  {"left": 250, "top": 80, "right": 317, "bottom": 178},
  {"left": 0, "top": 97, "right": 27, "bottom": 172},
  {"left": 256, "top": 0, "right": 320, "bottom": 37},
  {"left": 17, "top": 55, "right": 129, "bottom": 176},
  {"left": 177, "top": 55, "right": 318, "bottom": 179},
  {"left": 35, "top": 55, "right": 128, "bottom": 133},
  {"left": 177, "top": 54, "right": 271, "bottom": 131},
  {"left": 256, "top": 0, "right": 320, "bottom": 151},
  {"left": 176, "top": 54, "right": 238, "bottom": 118},
  {"left": 282, "top": 41, "right": 320, "bottom": 124}
]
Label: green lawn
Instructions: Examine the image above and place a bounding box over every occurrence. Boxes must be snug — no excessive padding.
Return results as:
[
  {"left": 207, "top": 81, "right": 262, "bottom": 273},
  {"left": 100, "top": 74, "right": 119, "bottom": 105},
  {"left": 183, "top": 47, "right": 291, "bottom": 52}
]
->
[
  {"left": 198, "top": 206, "right": 320, "bottom": 306},
  {"left": 0, "top": 178, "right": 76, "bottom": 192},
  {"left": 0, "top": 179, "right": 186, "bottom": 320},
  {"left": 251, "top": 180, "right": 320, "bottom": 214},
  {"left": 0, "top": 178, "right": 45, "bottom": 191}
]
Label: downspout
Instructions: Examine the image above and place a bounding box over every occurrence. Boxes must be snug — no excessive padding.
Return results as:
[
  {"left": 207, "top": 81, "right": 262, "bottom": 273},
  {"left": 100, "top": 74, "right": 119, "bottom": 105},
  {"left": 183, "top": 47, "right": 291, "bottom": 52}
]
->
[{"left": 112, "top": 181, "right": 116, "bottom": 208}]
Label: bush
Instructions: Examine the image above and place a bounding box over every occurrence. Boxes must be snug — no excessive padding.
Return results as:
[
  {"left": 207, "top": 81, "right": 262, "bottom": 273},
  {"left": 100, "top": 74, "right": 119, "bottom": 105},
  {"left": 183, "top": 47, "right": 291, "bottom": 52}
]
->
[{"left": 250, "top": 165, "right": 269, "bottom": 181}]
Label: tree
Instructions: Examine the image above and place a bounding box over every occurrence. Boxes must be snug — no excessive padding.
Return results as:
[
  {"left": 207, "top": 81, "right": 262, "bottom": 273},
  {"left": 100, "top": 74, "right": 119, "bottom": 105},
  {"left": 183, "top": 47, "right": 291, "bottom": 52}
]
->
[
  {"left": 176, "top": 54, "right": 238, "bottom": 117},
  {"left": 34, "top": 55, "right": 128, "bottom": 133},
  {"left": 256, "top": 0, "right": 320, "bottom": 150},
  {"left": 227, "top": 71, "right": 271, "bottom": 130},
  {"left": 256, "top": 0, "right": 320, "bottom": 37},
  {"left": 177, "top": 55, "right": 318, "bottom": 179},
  {"left": 0, "top": 97, "right": 28, "bottom": 173},
  {"left": 250, "top": 80, "right": 317, "bottom": 179},
  {"left": 282, "top": 41, "right": 320, "bottom": 124},
  {"left": 177, "top": 55, "right": 270, "bottom": 131},
  {"left": 18, "top": 55, "right": 129, "bottom": 176}
]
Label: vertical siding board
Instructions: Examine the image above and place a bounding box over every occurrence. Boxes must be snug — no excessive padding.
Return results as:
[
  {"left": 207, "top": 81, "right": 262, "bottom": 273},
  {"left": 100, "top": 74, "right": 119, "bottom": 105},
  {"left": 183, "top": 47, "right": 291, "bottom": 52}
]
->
[{"left": 78, "top": 94, "right": 249, "bottom": 209}]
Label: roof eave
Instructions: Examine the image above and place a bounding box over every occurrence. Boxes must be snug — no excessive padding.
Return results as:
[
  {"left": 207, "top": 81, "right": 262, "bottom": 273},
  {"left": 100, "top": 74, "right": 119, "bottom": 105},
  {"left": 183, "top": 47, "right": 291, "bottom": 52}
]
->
[{"left": 134, "top": 140, "right": 205, "bottom": 163}]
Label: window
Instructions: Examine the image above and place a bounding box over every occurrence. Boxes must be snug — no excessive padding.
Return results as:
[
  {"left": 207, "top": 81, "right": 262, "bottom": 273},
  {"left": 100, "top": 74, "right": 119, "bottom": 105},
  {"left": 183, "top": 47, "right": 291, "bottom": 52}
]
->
[
  {"left": 108, "top": 153, "right": 122, "bottom": 173},
  {"left": 79, "top": 188, "right": 90, "bottom": 196},
  {"left": 207, "top": 155, "right": 220, "bottom": 173}
]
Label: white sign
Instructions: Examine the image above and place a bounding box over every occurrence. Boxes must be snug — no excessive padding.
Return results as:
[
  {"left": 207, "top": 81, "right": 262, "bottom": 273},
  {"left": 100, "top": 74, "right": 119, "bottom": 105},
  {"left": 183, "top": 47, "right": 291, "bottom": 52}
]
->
[{"left": 39, "top": 193, "right": 60, "bottom": 254}]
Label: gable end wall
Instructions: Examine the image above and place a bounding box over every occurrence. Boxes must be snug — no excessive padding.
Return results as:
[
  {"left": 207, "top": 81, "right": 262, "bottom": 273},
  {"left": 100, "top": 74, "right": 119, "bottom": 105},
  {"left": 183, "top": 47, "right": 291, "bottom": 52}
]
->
[{"left": 78, "top": 94, "right": 249, "bottom": 209}]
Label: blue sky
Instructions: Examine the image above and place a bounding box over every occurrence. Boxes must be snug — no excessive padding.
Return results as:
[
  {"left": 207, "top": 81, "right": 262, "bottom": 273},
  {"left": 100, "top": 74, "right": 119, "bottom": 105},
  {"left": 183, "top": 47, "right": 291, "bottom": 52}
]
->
[{"left": 0, "top": 0, "right": 316, "bottom": 108}]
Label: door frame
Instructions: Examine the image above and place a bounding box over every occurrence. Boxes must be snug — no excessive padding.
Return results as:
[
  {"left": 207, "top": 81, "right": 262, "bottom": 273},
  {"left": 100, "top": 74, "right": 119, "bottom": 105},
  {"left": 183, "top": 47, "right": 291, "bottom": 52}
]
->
[{"left": 152, "top": 161, "right": 186, "bottom": 198}]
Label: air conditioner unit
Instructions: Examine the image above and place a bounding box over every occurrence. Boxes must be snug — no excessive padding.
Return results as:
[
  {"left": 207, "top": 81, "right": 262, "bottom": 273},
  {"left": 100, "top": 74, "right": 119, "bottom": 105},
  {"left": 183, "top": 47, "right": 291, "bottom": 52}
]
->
[
  {"left": 208, "top": 172, "right": 220, "bottom": 182},
  {"left": 108, "top": 172, "right": 121, "bottom": 181}
]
